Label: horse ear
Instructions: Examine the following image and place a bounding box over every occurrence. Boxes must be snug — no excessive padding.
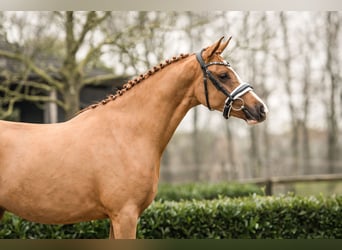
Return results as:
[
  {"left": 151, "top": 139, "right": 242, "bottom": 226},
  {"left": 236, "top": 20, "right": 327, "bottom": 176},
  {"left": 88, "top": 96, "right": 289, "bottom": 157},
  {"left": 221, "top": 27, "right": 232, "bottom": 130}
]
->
[
  {"left": 203, "top": 36, "right": 225, "bottom": 60},
  {"left": 217, "top": 36, "right": 232, "bottom": 54}
]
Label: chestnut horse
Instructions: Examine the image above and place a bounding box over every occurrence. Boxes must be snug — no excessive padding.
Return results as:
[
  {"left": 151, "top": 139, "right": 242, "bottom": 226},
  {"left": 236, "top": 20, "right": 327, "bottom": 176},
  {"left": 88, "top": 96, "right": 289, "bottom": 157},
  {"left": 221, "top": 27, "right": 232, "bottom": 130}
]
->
[{"left": 0, "top": 37, "right": 267, "bottom": 239}]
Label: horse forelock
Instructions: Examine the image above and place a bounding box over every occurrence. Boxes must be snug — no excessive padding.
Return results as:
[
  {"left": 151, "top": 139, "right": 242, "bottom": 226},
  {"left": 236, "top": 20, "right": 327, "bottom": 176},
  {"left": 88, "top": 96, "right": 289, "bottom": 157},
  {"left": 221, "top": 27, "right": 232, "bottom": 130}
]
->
[{"left": 78, "top": 53, "right": 192, "bottom": 115}]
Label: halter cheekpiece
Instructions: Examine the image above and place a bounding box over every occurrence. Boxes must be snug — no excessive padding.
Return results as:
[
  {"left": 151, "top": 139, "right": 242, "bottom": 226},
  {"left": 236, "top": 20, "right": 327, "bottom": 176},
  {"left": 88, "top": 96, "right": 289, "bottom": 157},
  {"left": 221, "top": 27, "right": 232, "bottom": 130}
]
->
[{"left": 196, "top": 49, "right": 253, "bottom": 119}]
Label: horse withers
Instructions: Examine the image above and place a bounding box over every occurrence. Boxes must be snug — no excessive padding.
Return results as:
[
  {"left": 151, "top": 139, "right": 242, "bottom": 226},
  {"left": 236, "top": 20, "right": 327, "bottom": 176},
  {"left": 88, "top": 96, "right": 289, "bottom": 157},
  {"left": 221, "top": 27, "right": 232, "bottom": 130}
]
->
[{"left": 0, "top": 37, "right": 267, "bottom": 239}]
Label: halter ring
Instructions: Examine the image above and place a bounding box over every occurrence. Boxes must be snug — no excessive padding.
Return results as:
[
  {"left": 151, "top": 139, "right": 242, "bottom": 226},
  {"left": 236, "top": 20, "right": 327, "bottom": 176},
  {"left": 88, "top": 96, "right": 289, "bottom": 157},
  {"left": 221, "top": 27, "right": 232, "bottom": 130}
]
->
[{"left": 231, "top": 97, "right": 245, "bottom": 111}]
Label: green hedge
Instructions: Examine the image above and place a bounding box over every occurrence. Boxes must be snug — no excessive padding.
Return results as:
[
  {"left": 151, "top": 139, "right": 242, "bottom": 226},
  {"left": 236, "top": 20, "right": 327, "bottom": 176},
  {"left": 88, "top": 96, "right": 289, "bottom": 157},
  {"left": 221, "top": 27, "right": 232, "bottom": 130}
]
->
[
  {"left": 155, "top": 182, "right": 263, "bottom": 201},
  {"left": 1, "top": 195, "right": 341, "bottom": 239},
  {"left": 138, "top": 195, "right": 342, "bottom": 239},
  {"left": 0, "top": 215, "right": 109, "bottom": 239}
]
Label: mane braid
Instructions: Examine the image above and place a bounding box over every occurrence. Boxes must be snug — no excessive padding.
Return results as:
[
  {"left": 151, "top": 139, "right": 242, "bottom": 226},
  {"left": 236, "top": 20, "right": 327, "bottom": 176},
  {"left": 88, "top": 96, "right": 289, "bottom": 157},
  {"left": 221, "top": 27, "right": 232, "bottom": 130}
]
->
[{"left": 77, "top": 53, "right": 191, "bottom": 115}]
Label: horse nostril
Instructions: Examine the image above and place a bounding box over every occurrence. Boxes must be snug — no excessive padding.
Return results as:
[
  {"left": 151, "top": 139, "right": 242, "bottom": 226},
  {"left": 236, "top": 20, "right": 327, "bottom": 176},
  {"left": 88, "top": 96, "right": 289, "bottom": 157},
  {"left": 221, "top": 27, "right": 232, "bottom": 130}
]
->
[
  {"left": 259, "top": 104, "right": 267, "bottom": 119},
  {"left": 260, "top": 105, "right": 265, "bottom": 114}
]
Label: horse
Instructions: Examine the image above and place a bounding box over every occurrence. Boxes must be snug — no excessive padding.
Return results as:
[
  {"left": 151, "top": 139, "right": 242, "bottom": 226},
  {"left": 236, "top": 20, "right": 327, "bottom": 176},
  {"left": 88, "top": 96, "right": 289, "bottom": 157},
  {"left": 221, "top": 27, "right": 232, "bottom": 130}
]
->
[{"left": 0, "top": 37, "right": 267, "bottom": 239}]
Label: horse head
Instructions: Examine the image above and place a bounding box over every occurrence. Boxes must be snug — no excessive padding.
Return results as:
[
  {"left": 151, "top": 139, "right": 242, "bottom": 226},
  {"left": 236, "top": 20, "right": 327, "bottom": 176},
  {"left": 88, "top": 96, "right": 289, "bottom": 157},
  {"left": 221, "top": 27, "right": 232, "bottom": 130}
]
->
[{"left": 194, "top": 36, "right": 268, "bottom": 124}]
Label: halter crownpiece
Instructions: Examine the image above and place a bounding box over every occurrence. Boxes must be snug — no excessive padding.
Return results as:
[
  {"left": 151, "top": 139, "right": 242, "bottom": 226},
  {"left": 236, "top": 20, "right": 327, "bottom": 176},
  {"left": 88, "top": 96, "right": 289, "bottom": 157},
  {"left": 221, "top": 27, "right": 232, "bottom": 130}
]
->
[{"left": 196, "top": 49, "right": 253, "bottom": 119}]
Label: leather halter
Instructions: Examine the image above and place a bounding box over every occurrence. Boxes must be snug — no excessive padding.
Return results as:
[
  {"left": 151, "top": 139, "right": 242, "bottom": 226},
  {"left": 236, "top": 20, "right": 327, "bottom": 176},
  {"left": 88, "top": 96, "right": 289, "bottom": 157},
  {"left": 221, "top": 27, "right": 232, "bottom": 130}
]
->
[{"left": 196, "top": 49, "right": 253, "bottom": 119}]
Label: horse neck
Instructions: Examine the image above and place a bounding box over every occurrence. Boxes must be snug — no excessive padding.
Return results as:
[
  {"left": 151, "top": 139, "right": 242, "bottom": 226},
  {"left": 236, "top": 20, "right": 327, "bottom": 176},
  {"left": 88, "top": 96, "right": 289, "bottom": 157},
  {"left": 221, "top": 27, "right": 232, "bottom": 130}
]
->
[{"left": 81, "top": 55, "right": 199, "bottom": 154}]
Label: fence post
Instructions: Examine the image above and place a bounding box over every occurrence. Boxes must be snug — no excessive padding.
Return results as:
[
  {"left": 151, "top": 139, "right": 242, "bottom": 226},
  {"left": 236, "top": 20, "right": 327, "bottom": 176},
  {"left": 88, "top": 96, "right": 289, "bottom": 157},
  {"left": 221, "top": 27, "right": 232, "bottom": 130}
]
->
[{"left": 265, "top": 179, "right": 273, "bottom": 196}]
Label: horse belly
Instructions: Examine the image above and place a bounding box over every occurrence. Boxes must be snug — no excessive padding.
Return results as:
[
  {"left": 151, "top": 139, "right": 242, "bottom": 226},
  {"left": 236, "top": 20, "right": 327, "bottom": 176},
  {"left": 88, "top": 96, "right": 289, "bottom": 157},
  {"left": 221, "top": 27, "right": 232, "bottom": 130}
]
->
[
  {"left": 0, "top": 159, "right": 107, "bottom": 224},
  {"left": 0, "top": 175, "right": 107, "bottom": 224},
  {"left": 0, "top": 122, "right": 108, "bottom": 224}
]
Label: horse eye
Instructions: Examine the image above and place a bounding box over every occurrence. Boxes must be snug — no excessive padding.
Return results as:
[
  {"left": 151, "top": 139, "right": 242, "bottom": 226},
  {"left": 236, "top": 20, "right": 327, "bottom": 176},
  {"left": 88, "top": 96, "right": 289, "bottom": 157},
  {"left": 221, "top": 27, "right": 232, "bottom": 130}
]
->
[{"left": 219, "top": 73, "right": 229, "bottom": 81}]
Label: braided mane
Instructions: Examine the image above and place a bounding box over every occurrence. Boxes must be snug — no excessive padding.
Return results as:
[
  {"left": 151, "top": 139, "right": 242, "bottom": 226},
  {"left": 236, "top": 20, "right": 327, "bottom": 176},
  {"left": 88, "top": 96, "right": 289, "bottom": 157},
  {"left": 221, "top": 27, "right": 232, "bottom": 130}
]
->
[{"left": 79, "top": 53, "right": 191, "bottom": 114}]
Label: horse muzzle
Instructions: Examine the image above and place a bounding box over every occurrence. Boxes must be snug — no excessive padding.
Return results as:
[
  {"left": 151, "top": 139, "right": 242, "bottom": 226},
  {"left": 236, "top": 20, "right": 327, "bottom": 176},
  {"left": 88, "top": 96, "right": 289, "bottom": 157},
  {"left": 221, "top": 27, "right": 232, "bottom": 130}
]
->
[{"left": 242, "top": 102, "right": 268, "bottom": 124}]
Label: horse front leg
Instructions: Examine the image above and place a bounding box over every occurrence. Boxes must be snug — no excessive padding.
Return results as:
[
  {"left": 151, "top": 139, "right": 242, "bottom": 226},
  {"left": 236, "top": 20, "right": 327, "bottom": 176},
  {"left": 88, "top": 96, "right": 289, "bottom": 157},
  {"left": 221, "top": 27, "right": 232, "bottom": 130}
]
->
[
  {"left": 108, "top": 207, "right": 139, "bottom": 239},
  {"left": 109, "top": 222, "right": 115, "bottom": 239}
]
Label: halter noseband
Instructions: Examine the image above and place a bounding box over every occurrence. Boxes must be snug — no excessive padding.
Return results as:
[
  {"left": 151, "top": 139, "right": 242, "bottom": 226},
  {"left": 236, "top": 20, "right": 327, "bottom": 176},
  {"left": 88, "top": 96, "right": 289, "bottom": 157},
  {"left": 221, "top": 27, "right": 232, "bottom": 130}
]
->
[{"left": 196, "top": 49, "right": 253, "bottom": 119}]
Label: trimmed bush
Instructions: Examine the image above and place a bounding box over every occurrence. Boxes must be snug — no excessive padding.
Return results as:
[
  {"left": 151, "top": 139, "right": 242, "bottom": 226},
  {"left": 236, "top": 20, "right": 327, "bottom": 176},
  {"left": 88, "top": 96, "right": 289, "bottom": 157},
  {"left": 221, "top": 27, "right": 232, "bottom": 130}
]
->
[
  {"left": 0, "top": 215, "right": 109, "bottom": 239},
  {"left": 155, "top": 182, "right": 263, "bottom": 201},
  {"left": 0, "top": 195, "right": 341, "bottom": 239},
  {"left": 138, "top": 194, "right": 342, "bottom": 239}
]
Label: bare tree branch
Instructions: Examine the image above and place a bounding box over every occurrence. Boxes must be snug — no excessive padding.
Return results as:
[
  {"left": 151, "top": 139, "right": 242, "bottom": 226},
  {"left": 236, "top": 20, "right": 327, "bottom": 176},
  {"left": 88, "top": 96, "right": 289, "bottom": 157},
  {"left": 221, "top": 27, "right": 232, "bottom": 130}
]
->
[
  {"left": 0, "top": 95, "right": 20, "bottom": 120},
  {"left": 77, "top": 32, "right": 123, "bottom": 74},
  {"left": 0, "top": 84, "right": 66, "bottom": 109},
  {"left": 0, "top": 50, "right": 64, "bottom": 90},
  {"left": 73, "top": 11, "right": 111, "bottom": 55}
]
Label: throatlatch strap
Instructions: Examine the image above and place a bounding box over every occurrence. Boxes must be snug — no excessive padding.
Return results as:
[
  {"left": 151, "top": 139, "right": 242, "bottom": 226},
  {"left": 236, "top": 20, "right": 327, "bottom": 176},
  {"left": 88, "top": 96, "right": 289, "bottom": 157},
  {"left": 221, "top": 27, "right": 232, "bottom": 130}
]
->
[
  {"left": 196, "top": 51, "right": 213, "bottom": 110},
  {"left": 203, "top": 77, "right": 212, "bottom": 110}
]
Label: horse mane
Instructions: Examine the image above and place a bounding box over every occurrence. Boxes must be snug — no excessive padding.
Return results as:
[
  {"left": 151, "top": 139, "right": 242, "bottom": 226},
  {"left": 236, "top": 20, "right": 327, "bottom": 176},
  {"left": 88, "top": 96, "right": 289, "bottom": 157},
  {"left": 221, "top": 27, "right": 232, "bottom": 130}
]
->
[{"left": 78, "top": 53, "right": 191, "bottom": 114}]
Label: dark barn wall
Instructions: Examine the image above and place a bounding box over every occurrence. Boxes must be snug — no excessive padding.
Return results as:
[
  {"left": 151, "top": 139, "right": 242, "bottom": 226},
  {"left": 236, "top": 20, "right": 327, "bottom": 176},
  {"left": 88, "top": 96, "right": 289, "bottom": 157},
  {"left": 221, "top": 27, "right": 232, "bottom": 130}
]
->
[
  {"left": 16, "top": 101, "right": 44, "bottom": 123},
  {"left": 11, "top": 77, "right": 128, "bottom": 123}
]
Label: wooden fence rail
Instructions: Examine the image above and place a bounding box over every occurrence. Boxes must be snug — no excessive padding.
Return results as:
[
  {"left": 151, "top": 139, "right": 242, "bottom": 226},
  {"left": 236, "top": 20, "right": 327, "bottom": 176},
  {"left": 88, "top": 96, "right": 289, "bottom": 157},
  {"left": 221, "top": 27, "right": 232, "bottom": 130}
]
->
[{"left": 239, "top": 173, "right": 342, "bottom": 195}]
